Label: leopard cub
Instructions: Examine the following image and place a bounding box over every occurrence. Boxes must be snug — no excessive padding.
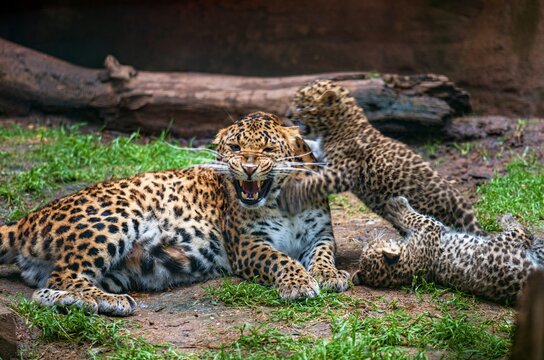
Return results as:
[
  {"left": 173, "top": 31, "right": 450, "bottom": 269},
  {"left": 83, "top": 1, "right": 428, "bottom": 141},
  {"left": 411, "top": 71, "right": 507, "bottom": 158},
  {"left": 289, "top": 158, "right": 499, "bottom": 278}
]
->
[
  {"left": 352, "top": 197, "right": 544, "bottom": 303},
  {"left": 282, "top": 80, "right": 483, "bottom": 234}
]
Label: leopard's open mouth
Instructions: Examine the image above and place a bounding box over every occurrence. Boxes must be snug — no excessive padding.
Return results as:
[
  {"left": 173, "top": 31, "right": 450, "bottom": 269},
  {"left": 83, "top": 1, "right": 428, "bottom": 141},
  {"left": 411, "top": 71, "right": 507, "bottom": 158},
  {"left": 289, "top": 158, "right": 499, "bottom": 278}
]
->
[{"left": 233, "top": 179, "right": 273, "bottom": 206}]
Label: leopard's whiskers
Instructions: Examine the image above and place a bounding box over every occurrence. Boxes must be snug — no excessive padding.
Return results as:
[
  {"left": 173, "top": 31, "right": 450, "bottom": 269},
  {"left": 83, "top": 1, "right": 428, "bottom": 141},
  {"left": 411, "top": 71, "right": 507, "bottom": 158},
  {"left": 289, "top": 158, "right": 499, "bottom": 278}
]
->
[{"left": 163, "top": 142, "right": 223, "bottom": 159}]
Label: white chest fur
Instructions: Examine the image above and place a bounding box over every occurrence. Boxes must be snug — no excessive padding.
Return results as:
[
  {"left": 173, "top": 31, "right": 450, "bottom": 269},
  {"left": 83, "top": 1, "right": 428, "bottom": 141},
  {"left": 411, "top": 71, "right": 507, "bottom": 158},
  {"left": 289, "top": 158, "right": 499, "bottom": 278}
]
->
[{"left": 248, "top": 207, "right": 331, "bottom": 260}]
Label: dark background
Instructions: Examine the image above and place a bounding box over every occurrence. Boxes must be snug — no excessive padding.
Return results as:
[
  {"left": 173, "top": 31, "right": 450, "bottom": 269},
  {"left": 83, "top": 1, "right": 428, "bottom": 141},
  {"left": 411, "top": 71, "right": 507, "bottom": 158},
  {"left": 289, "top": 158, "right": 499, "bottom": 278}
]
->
[{"left": 2, "top": 0, "right": 543, "bottom": 116}]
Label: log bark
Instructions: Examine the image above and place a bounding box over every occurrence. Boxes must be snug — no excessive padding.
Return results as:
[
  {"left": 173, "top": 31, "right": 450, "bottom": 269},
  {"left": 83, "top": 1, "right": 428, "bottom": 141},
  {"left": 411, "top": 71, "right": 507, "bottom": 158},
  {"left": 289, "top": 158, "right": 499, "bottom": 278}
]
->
[{"left": 0, "top": 38, "right": 471, "bottom": 138}]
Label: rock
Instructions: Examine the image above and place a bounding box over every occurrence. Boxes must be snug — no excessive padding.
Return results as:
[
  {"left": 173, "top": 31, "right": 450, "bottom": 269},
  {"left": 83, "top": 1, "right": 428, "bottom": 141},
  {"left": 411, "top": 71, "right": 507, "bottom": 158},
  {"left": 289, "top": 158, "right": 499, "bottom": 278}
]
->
[{"left": 0, "top": 303, "right": 18, "bottom": 360}]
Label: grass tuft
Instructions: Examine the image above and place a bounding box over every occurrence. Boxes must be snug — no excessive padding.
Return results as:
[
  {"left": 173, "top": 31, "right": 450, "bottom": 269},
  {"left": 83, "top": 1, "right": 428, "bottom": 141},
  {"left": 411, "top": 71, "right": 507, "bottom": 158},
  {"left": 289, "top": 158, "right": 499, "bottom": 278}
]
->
[
  {"left": 476, "top": 157, "right": 543, "bottom": 231},
  {"left": 14, "top": 299, "right": 191, "bottom": 359},
  {"left": 205, "top": 279, "right": 363, "bottom": 323},
  {"left": 0, "top": 124, "right": 213, "bottom": 220}
]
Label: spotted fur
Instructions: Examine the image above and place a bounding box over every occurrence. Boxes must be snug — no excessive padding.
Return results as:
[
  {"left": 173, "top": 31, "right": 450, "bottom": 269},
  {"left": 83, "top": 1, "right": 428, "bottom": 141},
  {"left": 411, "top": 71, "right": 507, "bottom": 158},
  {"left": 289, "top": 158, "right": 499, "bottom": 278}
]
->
[
  {"left": 0, "top": 112, "right": 348, "bottom": 316},
  {"left": 352, "top": 197, "right": 544, "bottom": 303},
  {"left": 281, "top": 80, "right": 483, "bottom": 234}
]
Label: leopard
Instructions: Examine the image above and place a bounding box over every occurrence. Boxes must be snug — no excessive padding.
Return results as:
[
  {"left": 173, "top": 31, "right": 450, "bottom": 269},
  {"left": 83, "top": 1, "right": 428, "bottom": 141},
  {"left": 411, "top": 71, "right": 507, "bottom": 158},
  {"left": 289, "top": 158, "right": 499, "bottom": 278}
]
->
[
  {"left": 281, "top": 79, "right": 483, "bottom": 235},
  {"left": 0, "top": 111, "right": 349, "bottom": 316},
  {"left": 352, "top": 196, "right": 544, "bottom": 303}
]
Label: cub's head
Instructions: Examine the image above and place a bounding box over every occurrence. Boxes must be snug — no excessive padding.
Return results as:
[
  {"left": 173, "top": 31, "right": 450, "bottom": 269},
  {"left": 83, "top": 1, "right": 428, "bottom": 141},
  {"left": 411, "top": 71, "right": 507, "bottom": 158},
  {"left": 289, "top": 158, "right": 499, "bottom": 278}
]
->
[
  {"left": 214, "top": 111, "right": 315, "bottom": 208},
  {"left": 351, "top": 236, "right": 413, "bottom": 288},
  {"left": 286, "top": 80, "right": 355, "bottom": 138}
]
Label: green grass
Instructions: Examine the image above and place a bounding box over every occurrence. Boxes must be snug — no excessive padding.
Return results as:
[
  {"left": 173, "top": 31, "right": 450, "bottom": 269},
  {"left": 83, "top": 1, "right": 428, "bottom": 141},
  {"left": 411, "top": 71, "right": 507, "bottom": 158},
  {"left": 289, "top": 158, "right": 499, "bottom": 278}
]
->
[
  {"left": 204, "top": 279, "right": 512, "bottom": 359},
  {"left": 205, "top": 278, "right": 363, "bottom": 324},
  {"left": 14, "top": 299, "right": 192, "bottom": 359},
  {"left": 422, "top": 140, "right": 439, "bottom": 158},
  {"left": 476, "top": 156, "right": 544, "bottom": 231},
  {"left": 452, "top": 142, "right": 474, "bottom": 156},
  {"left": 15, "top": 282, "right": 512, "bottom": 360},
  {"left": 0, "top": 124, "right": 214, "bottom": 220}
]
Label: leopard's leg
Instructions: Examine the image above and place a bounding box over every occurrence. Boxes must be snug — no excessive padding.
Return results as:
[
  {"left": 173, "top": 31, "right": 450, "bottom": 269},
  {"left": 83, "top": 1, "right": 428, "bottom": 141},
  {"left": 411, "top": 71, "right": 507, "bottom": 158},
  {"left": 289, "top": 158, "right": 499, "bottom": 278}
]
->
[
  {"left": 232, "top": 241, "right": 320, "bottom": 300},
  {"left": 446, "top": 188, "right": 485, "bottom": 235},
  {"left": 407, "top": 182, "right": 483, "bottom": 235},
  {"left": 497, "top": 214, "right": 534, "bottom": 249},
  {"left": 33, "top": 270, "right": 136, "bottom": 316},
  {"left": 385, "top": 196, "right": 446, "bottom": 235},
  {"left": 280, "top": 168, "right": 356, "bottom": 215},
  {"left": 298, "top": 236, "right": 349, "bottom": 293},
  {"left": 32, "top": 242, "right": 137, "bottom": 316}
]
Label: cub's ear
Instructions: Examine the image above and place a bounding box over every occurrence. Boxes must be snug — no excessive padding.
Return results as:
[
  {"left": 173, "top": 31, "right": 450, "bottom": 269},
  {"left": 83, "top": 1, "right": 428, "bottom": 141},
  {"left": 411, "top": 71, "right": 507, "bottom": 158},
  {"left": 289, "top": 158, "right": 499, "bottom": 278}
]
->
[
  {"left": 381, "top": 243, "right": 401, "bottom": 266},
  {"left": 282, "top": 126, "right": 318, "bottom": 165},
  {"left": 318, "top": 89, "right": 338, "bottom": 106},
  {"left": 212, "top": 128, "right": 228, "bottom": 145}
]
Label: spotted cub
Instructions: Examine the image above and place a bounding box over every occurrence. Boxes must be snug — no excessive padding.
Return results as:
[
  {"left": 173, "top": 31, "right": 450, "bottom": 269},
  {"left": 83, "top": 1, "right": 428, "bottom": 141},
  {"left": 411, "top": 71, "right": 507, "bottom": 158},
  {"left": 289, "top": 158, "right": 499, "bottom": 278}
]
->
[
  {"left": 352, "top": 197, "right": 544, "bottom": 303},
  {"left": 282, "top": 80, "right": 483, "bottom": 234},
  {"left": 0, "top": 112, "right": 348, "bottom": 316}
]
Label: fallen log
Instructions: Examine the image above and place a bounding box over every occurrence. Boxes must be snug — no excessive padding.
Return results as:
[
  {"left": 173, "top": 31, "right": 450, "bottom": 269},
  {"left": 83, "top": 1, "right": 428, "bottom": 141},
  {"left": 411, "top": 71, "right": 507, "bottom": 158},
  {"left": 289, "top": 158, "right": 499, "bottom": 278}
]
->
[{"left": 0, "top": 38, "right": 471, "bottom": 137}]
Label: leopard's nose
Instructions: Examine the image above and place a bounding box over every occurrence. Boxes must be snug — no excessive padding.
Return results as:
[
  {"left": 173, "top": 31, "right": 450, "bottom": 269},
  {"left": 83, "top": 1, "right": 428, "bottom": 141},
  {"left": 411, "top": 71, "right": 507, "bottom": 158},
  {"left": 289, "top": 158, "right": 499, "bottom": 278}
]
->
[{"left": 242, "top": 164, "right": 258, "bottom": 178}]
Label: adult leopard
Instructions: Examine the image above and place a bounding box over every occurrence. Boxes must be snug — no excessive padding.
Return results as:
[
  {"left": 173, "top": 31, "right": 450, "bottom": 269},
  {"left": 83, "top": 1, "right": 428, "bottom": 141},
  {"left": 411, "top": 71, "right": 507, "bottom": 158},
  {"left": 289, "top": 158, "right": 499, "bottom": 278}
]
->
[{"left": 0, "top": 112, "right": 348, "bottom": 316}]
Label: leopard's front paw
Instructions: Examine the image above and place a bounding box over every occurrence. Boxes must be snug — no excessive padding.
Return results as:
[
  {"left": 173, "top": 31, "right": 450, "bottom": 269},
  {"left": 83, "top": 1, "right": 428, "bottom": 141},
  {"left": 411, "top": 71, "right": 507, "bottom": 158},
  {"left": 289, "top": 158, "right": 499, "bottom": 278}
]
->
[
  {"left": 310, "top": 265, "right": 350, "bottom": 293},
  {"left": 277, "top": 274, "right": 320, "bottom": 300}
]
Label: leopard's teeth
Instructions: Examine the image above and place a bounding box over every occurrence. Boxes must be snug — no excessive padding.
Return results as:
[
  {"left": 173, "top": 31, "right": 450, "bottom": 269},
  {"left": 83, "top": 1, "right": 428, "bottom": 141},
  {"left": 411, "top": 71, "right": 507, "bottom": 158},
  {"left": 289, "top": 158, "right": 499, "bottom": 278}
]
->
[{"left": 241, "top": 191, "right": 260, "bottom": 200}]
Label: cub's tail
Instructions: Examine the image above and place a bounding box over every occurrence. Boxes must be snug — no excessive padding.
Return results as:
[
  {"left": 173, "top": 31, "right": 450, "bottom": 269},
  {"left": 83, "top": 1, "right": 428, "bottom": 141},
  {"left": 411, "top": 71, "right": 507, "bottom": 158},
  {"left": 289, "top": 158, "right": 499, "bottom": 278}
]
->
[{"left": 0, "top": 221, "right": 19, "bottom": 264}]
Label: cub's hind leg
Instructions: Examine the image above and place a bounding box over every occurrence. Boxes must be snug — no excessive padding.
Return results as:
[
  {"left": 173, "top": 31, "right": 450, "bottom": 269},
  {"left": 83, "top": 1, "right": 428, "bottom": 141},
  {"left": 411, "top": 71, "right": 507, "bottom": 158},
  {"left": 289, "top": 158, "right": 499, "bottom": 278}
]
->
[
  {"left": 385, "top": 196, "right": 446, "bottom": 235},
  {"left": 497, "top": 214, "right": 534, "bottom": 249}
]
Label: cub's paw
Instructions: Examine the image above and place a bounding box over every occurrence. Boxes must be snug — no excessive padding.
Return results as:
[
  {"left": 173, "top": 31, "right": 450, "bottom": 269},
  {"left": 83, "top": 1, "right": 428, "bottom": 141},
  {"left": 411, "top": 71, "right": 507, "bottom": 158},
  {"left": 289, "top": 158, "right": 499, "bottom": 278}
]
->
[
  {"left": 385, "top": 196, "right": 412, "bottom": 216},
  {"left": 277, "top": 274, "right": 320, "bottom": 300},
  {"left": 310, "top": 265, "right": 350, "bottom": 293},
  {"left": 498, "top": 213, "right": 523, "bottom": 230}
]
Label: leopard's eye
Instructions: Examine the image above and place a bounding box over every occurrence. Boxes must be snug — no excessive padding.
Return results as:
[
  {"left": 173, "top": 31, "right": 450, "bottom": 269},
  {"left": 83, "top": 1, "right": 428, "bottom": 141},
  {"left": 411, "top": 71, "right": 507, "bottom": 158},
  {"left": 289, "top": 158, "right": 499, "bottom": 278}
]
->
[
  {"left": 262, "top": 147, "right": 274, "bottom": 153},
  {"left": 228, "top": 144, "right": 241, "bottom": 151}
]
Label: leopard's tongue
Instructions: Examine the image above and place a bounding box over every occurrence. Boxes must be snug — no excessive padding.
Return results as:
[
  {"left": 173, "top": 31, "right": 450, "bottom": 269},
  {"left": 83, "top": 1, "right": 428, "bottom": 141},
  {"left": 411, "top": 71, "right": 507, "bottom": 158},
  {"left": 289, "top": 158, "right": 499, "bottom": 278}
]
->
[{"left": 240, "top": 180, "right": 261, "bottom": 195}]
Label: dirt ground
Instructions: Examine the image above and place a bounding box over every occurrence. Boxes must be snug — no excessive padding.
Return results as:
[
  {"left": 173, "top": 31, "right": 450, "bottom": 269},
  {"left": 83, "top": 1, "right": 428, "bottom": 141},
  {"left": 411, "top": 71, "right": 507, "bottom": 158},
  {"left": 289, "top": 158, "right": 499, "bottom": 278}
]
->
[{"left": 0, "top": 116, "right": 543, "bottom": 359}]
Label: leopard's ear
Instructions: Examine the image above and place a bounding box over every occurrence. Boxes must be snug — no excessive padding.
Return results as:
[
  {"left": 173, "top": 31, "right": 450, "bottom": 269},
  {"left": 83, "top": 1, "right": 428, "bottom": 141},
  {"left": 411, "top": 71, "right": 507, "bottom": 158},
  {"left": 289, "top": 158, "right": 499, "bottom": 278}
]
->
[
  {"left": 283, "top": 126, "right": 317, "bottom": 163},
  {"left": 212, "top": 128, "right": 228, "bottom": 145},
  {"left": 381, "top": 243, "right": 401, "bottom": 266},
  {"left": 318, "top": 89, "right": 338, "bottom": 106}
]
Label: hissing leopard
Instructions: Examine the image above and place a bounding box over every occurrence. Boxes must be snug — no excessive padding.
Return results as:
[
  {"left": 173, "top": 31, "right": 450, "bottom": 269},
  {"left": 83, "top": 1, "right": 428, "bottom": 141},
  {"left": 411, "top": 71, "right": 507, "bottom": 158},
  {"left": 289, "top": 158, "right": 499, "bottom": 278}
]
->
[
  {"left": 281, "top": 80, "right": 483, "bottom": 234},
  {"left": 352, "top": 197, "right": 544, "bottom": 303},
  {"left": 0, "top": 112, "right": 348, "bottom": 316}
]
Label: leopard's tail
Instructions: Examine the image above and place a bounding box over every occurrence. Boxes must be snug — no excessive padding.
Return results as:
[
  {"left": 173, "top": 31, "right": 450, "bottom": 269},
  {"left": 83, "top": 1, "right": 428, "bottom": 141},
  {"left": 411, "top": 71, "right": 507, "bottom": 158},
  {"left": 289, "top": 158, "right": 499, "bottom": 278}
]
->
[
  {"left": 451, "top": 193, "right": 485, "bottom": 236},
  {"left": 0, "top": 221, "right": 19, "bottom": 264}
]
